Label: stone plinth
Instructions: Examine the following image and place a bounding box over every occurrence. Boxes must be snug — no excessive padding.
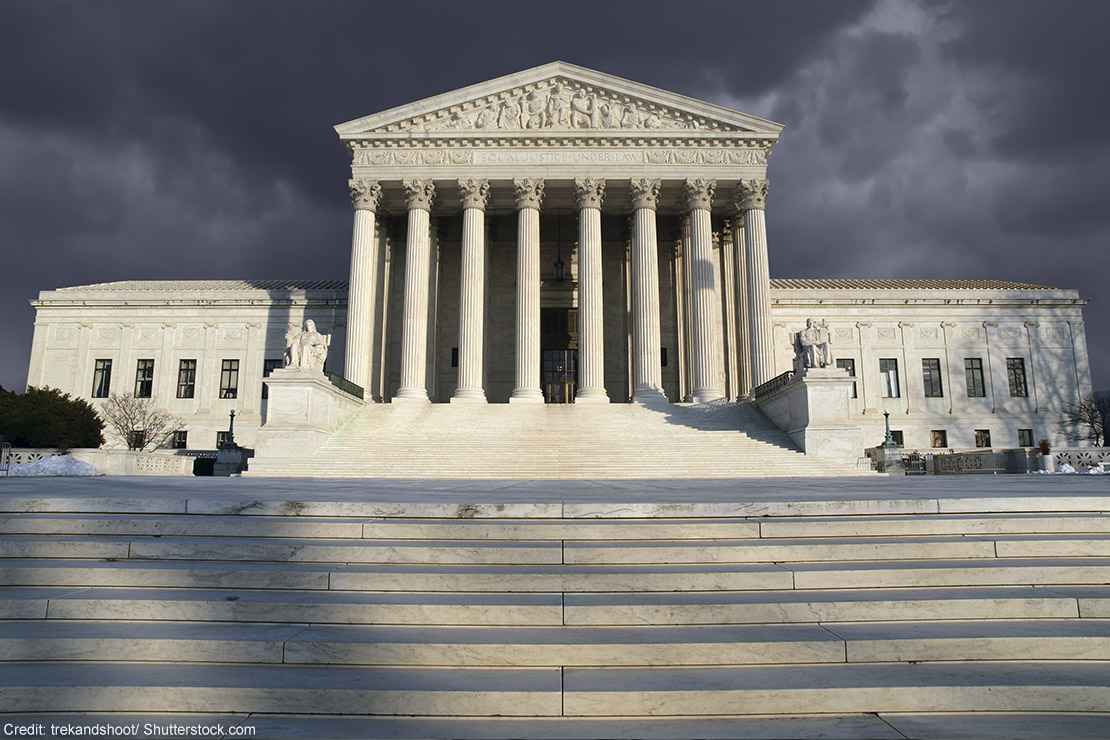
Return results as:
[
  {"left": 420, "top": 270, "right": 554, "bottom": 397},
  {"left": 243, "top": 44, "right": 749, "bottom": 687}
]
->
[
  {"left": 255, "top": 367, "right": 366, "bottom": 460},
  {"left": 755, "top": 367, "right": 862, "bottom": 465}
]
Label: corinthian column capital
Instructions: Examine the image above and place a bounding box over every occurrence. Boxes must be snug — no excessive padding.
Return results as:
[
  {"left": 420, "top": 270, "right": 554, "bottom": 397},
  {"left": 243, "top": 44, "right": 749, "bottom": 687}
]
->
[
  {"left": 513, "top": 178, "right": 545, "bottom": 210},
  {"left": 737, "top": 178, "right": 769, "bottom": 211},
  {"left": 630, "top": 178, "right": 661, "bottom": 210},
  {"left": 683, "top": 178, "right": 716, "bottom": 211},
  {"left": 348, "top": 179, "right": 382, "bottom": 211},
  {"left": 457, "top": 178, "right": 490, "bottom": 211},
  {"left": 402, "top": 179, "right": 436, "bottom": 211},
  {"left": 574, "top": 177, "right": 606, "bottom": 209}
]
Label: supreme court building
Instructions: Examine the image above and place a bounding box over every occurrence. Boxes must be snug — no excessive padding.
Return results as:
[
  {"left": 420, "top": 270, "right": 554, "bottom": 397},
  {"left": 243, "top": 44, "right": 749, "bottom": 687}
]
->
[{"left": 26, "top": 63, "right": 1095, "bottom": 473}]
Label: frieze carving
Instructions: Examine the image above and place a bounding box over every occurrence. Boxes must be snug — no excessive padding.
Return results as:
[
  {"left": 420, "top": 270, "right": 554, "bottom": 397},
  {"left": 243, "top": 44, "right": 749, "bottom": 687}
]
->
[
  {"left": 351, "top": 146, "right": 768, "bottom": 168},
  {"left": 375, "top": 77, "right": 738, "bottom": 134},
  {"left": 834, "top": 328, "right": 854, "bottom": 342},
  {"left": 876, "top": 326, "right": 897, "bottom": 342}
]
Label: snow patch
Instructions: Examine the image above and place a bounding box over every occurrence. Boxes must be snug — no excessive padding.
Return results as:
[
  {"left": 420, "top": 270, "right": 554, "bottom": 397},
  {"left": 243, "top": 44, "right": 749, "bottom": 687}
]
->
[{"left": 6, "top": 455, "right": 99, "bottom": 477}]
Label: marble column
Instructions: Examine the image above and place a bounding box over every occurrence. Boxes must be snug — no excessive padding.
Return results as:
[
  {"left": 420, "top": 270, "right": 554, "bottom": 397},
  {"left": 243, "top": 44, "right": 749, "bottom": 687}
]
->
[
  {"left": 730, "top": 217, "right": 753, "bottom": 396},
  {"left": 344, "top": 179, "right": 382, "bottom": 393},
  {"left": 738, "top": 178, "right": 775, "bottom": 387},
  {"left": 510, "top": 178, "right": 545, "bottom": 403},
  {"left": 629, "top": 178, "right": 665, "bottom": 401},
  {"left": 395, "top": 179, "right": 435, "bottom": 403},
  {"left": 684, "top": 178, "right": 724, "bottom": 403},
  {"left": 452, "top": 178, "right": 490, "bottom": 403},
  {"left": 574, "top": 177, "right": 608, "bottom": 403}
]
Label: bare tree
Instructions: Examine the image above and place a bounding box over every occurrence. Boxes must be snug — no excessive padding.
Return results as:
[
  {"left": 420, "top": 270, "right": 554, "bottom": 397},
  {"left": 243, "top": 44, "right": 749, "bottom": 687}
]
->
[
  {"left": 99, "top": 394, "right": 185, "bottom": 451},
  {"left": 1061, "top": 392, "right": 1109, "bottom": 447}
]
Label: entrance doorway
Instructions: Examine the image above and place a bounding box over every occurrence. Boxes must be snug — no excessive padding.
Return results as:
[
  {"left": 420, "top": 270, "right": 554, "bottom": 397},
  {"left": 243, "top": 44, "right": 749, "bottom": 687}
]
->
[{"left": 541, "top": 308, "right": 577, "bottom": 403}]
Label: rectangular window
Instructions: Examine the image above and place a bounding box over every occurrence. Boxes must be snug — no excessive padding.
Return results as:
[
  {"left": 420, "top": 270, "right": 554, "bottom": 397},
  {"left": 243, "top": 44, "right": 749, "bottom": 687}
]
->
[
  {"left": 965, "top": 358, "right": 986, "bottom": 398},
  {"left": 216, "top": 431, "right": 231, "bottom": 449},
  {"left": 921, "top": 358, "right": 944, "bottom": 398},
  {"left": 1018, "top": 428, "right": 1034, "bottom": 447},
  {"left": 975, "top": 429, "right": 992, "bottom": 448},
  {"left": 931, "top": 429, "right": 948, "bottom": 448},
  {"left": 836, "top": 358, "right": 857, "bottom": 398},
  {"left": 171, "top": 430, "right": 188, "bottom": 449},
  {"left": 890, "top": 430, "right": 904, "bottom": 447},
  {"left": 134, "top": 359, "right": 155, "bottom": 398},
  {"left": 661, "top": 347, "right": 668, "bottom": 367},
  {"left": 219, "top": 359, "right": 239, "bottom": 399},
  {"left": 879, "top": 358, "right": 900, "bottom": 398},
  {"left": 177, "top": 359, "right": 197, "bottom": 399},
  {"left": 451, "top": 347, "right": 459, "bottom": 368},
  {"left": 1007, "top": 357, "right": 1028, "bottom": 398},
  {"left": 261, "top": 358, "right": 283, "bottom": 400},
  {"left": 91, "top": 359, "right": 112, "bottom": 398}
]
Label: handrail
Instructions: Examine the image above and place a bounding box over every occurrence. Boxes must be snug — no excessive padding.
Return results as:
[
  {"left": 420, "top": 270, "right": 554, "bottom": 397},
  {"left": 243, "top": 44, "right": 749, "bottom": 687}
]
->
[
  {"left": 751, "top": 370, "right": 794, "bottom": 399},
  {"left": 326, "top": 372, "right": 365, "bottom": 401}
]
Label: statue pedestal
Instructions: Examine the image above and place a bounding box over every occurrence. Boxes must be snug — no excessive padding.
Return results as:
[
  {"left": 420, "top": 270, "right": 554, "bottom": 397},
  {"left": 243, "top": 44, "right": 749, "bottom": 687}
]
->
[
  {"left": 754, "top": 367, "right": 862, "bottom": 465},
  {"left": 253, "top": 368, "right": 365, "bottom": 462}
]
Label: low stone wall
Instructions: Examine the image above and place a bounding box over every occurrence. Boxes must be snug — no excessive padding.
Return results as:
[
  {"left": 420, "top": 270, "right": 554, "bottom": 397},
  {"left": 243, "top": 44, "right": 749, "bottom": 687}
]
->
[
  {"left": 1054, "top": 447, "right": 1110, "bottom": 470},
  {"left": 3, "top": 448, "right": 194, "bottom": 476}
]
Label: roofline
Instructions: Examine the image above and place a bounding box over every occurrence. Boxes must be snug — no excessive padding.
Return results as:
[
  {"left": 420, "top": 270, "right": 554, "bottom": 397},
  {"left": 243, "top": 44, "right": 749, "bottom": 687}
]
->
[{"left": 334, "top": 60, "right": 784, "bottom": 137}]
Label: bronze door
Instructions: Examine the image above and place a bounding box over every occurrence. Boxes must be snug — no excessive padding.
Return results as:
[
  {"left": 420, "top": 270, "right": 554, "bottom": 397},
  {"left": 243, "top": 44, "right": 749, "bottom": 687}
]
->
[{"left": 541, "top": 308, "right": 577, "bottom": 403}]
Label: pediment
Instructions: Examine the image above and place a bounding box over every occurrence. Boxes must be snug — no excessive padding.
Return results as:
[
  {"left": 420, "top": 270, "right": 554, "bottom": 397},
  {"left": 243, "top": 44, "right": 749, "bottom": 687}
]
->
[{"left": 335, "top": 61, "right": 782, "bottom": 138}]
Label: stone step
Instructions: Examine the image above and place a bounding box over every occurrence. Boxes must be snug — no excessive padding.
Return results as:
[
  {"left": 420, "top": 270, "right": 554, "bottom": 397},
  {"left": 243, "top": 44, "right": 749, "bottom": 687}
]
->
[
  {"left": 564, "top": 535, "right": 998, "bottom": 563},
  {"left": 561, "top": 661, "right": 1110, "bottom": 715},
  {"left": 760, "top": 512, "right": 1110, "bottom": 538},
  {"left": 0, "top": 559, "right": 335, "bottom": 590},
  {"left": 360, "top": 517, "right": 763, "bottom": 540},
  {"left": 564, "top": 586, "right": 1081, "bottom": 624},
  {"left": 789, "top": 558, "right": 1110, "bottom": 589},
  {"left": 8, "top": 712, "right": 1110, "bottom": 739},
  {"left": 0, "top": 514, "right": 365, "bottom": 538},
  {"left": 0, "top": 662, "right": 563, "bottom": 716},
  {"left": 4, "top": 587, "right": 562, "bottom": 625},
  {"left": 7, "top": 619, "right": 1105, "bottom": 666}
]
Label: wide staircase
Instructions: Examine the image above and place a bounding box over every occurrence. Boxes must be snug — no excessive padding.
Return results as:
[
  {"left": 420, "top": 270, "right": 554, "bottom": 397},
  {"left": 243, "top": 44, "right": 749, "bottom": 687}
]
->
[
  {"left": 248, "top": 400, "right": 869, "bottom": 478},
  {"left": 1, "top": 481, "right": 1110, "bottom": 738}
]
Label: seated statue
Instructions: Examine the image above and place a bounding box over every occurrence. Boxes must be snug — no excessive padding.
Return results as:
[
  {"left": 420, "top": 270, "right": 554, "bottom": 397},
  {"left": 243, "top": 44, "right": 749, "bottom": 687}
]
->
[
  {"left": 794, "top": 318, "right": 831, "bottom": 370},
  {"left": 284, "top": 319, "right": 331, "bottom": 372}
]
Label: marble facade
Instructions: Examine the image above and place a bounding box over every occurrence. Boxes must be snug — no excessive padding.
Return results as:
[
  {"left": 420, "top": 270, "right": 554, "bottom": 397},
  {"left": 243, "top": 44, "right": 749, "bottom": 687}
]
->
[{"left": 22, "top": 63, "right": 1097, "bottom": 457}]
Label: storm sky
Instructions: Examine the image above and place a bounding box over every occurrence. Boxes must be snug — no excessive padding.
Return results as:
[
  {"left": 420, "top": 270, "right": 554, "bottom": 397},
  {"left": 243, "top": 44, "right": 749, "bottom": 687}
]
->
[{"left": 1, "top": 0, "right": 1106, "bottom": 390}]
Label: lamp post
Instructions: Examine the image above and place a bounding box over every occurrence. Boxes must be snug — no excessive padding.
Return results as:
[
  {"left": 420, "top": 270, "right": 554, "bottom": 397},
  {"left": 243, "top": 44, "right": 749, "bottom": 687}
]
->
[
  {"left": 882, "top": 411, "right": 896, "bottom": 448},
  {"left": 224, "top": 409, "right": 237, "bottom": 450}
]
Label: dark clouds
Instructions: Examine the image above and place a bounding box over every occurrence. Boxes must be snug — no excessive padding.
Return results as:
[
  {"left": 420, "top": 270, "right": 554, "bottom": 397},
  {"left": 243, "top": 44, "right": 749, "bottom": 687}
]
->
[{"left": 0, "top": 0, "right": 1106, "bottom": 390}]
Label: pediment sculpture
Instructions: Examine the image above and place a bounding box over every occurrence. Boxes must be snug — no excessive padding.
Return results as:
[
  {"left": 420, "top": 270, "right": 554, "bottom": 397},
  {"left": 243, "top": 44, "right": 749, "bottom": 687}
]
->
[
  {"left": 794, "top": 318, "right": 831, "bottom": 370},
  {"left": 285, "top": 320, "right": 331, "bottom": 373}
]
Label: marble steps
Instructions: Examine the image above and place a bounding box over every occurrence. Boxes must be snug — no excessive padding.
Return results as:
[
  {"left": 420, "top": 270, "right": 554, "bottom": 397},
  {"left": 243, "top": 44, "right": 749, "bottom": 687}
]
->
[
  {"left": 10, "top": 532, "right": 1110, "bottom": 565},
  {"left": 3, "top": 619, "right": 1110, "bottom": 665},
  {"left": 4, "top": 583, "right": 1105, "bottom": 625},
  {"left": 3, "top": 661, "right": 1109, "bottom": 716},
  {"left": 247, "top": 464, "right": 873, "bottom": 479}
]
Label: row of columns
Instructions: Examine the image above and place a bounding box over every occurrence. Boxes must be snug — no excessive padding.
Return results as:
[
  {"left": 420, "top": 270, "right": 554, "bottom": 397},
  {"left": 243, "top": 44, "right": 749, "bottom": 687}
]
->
[{"left": 344, "top": 176, "right": 775, "bottom": 404}]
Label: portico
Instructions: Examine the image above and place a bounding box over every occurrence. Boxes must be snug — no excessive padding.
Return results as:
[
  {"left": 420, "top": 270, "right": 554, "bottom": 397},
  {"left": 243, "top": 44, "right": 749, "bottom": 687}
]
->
[{"left": 335, "top": 62, "right": 782, "bottom": 405}]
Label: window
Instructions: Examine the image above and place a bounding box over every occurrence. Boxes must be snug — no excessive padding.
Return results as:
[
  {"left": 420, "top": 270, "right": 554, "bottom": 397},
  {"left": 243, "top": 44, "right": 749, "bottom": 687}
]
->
[
  {"left": 1018, "top": 428, "right": 1034, "bottom": 447},
  {"left": 965, "top": 358, "right": 986, "bottom": 398},
  {"left": 890, "top": 430, "right": 904, "bottom": 447},
  {"left": 451, "top": 347, "right": 459, "bottom": 368},
  {"left": 975, "top": 429, "right": 992, "bottom": 448},
  {"left": 134, "top": 359, "right": 155, "bottom": 398},
  {"left": 261, "top": 358, "right": 283, "bottom": 400},
  {"left": 177, "top": 360, "right": 197, "bottom": 399},
  {"left": 91, "top": 359, "right": 112, "bottom": 398},
  {"left": 216, "top": 431, "right": 231, "bottom": 449},
  {"left": 219, "top": 359, "right": 239, "bottom": 399},
  {"left": 171, "top": 430, "right": 188, "bottom": 449},
  {"left": 879, "top": 358, "right": 900, "bottom": 398},
  {"left": 931, "top": 430, "right": 948, "bottom": 448},
  {"left": 1007, "top": 358, "right": 1028, "bottom": 398},
  {"left": 127, "top": 430, "right": 147, "bottom": 450},
  {"left": 661, "top": 347, "right": 668, "bottom": 367},
  {"left": 921, "top": 358, "right": 944, "bottom": 398},
  {"left": 836, "top": 358, "right": 857, "bottom": 398}
]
